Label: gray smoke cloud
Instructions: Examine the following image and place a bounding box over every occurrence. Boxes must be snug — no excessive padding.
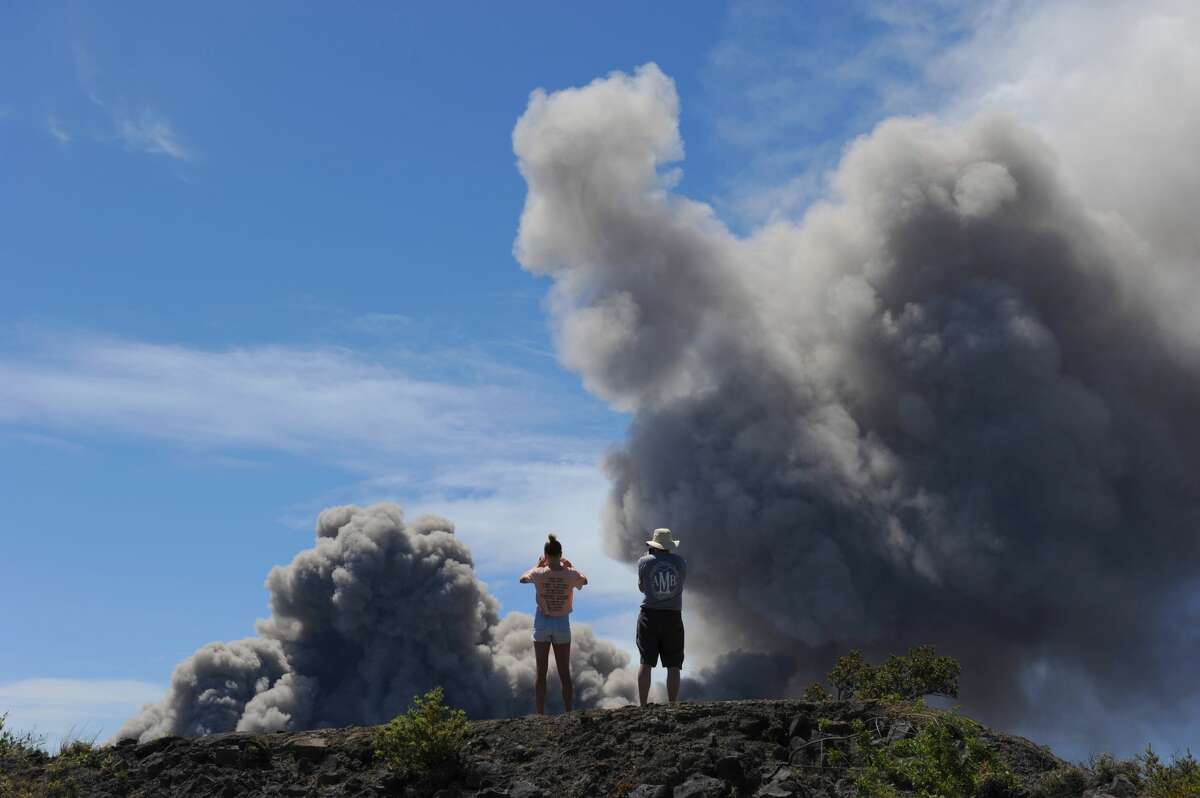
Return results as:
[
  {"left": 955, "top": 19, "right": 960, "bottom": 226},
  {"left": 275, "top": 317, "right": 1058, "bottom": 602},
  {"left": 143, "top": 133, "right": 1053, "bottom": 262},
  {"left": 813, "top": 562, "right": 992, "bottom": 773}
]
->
[
  {"left": 513, "top": 61, "right": 1200, "bottom": 754},
  {"left": 118, "top": 503, "right": 634, "bottom": 742}
]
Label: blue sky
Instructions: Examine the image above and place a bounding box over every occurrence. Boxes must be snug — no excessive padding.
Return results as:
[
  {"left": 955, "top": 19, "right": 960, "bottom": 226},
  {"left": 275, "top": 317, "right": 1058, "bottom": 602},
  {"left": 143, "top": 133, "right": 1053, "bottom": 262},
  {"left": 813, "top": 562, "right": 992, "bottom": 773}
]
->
[{"left": 0, "top": 1, "right": 980, "bottom": 746}]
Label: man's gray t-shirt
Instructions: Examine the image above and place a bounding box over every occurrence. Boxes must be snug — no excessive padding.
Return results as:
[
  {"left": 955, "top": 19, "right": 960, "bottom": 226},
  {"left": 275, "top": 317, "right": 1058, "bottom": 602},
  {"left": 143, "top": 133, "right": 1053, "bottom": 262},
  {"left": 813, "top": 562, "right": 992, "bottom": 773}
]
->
[{"left": 638, "top": 551, "right": 687, "bottom": 611}]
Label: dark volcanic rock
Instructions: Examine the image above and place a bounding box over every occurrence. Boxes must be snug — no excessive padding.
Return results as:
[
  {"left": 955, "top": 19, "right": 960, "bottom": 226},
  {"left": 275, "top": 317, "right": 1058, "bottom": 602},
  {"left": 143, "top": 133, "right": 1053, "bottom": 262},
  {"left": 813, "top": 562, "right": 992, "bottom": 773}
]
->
[
  {"left": 674, "top": 774, "right": 729, "bottom": 797},
  {"left": 0, "top": 699, "right": 1074, "bottom": 798},
  {"left": 714, "top": 754, "right": 744, "bottom": 783},
  {"left": 628, "top": 786, "right": 671, "bottom": 798},
  {"left": 509, "top": 781, "right": 545, "bottom": 797},
  {"left": 287, "top": 735, "right": 330, "bottom": 761}
]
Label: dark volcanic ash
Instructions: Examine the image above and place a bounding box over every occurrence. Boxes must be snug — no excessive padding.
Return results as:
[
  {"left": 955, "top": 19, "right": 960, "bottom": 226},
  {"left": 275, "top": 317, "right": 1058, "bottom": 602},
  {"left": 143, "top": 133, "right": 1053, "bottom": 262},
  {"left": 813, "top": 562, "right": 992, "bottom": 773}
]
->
[
  {"left": 512, "top": 64, "right": 1200, "bottom": 751},
  {"left": 118, "top": 503, "right": 633, "bottom": 741}
]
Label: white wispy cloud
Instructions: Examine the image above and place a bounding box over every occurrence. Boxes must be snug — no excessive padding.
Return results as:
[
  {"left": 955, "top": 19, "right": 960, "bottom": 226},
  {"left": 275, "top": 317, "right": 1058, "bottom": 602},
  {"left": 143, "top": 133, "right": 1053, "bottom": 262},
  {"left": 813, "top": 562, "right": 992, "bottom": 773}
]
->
[
  {"left": 70, "top": 43, "right": 194, "bottom": 163},
  {"left": 114, "top": 108, "right": 191, "bottom": 161},
  {"left": 0, "top": 332, "right": 639, "bottom": 652},
  {"left": 0, "top": 333, "right": 604, "bottom": 472},
  {"left": 46, "top": 114, "right": 71, "bottom": 144},
  {"left": 0, "top": 678, "right": 165, "bottom": 750}
]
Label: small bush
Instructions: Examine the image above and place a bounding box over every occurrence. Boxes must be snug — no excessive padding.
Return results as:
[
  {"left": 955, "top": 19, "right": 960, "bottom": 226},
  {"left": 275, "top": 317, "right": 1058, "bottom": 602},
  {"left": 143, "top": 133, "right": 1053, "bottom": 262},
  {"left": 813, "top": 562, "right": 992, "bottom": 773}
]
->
[
  {"left": 0, "top": 712, "right": 44, "bottom": 758},
  {"left": 0, "top": 773, "right": 37, "bottom": 798},
  {"left": 50, "top": 739, "right": 107, "bottom": 781},
  {"left": 857, "top": 712, "right": 1016, "bottom": 798},
  {"left": 1069, "top": 747, "right": 1200, "bottom": 798},
  {"left": 1089, "top": 751, "right": 1142, "bottom": 787},
  {"left": 827, "top": 646, "right": 960, "bottom": 701},
  {"left": 976, "top": 760, "right": 1022, "bottom": 798},
  {"left": 802, "top": 682, "right": 831, "bottom": 702},
  {"left": 1137, "top": 746, "right": 1200, "bottom": 798},
  {"left": 828, "top": 650, "right": 872, "bottom": 700},
  {"left": 1033, "top": 766, "right": 1089, "bottom": 798},
  {"left": 374, "top": 687, "right": 469, "bottom": 778},
  {"left": 897, "top": 645, "right": 961, "bottom": 700}
]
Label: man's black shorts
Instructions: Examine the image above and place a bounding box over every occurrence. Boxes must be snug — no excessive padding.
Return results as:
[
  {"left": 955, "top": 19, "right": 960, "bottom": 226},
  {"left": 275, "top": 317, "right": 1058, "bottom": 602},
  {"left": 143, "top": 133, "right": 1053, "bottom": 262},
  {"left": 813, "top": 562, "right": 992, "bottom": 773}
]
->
[{"left": 637, "top": 608, "right": 684, "bottom": 668}]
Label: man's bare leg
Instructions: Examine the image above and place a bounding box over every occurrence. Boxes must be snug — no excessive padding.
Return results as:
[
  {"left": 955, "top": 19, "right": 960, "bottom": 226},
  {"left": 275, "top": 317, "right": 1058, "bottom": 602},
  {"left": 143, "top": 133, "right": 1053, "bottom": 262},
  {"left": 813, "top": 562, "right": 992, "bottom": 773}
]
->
[
  {"left": 552, "top": 642, "right": 574, "bottom": 712},
  {"left": 533, "top": 642, "right": 551, "bottom": 714},
  {"left": 667, "top": 667, "right": 681, "bottom": 702},
  {"left": 638, "top": 664, "right": 652, "bottom": 706}
]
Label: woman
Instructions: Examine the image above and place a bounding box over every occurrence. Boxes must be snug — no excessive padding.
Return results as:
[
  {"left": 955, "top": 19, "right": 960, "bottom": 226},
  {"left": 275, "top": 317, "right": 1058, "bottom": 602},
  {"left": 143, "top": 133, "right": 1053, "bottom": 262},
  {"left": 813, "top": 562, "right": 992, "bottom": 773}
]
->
[{"left": 519, "top": 533, "right": 588, "bottom": 714}]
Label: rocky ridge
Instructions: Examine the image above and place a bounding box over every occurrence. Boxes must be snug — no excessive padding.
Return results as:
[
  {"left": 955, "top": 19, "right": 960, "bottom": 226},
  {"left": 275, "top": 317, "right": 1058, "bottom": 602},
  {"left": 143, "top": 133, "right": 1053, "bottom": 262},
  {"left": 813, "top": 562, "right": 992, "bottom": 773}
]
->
[{"left": 1, "top": 699, "right": 1085, "bottom": 797}]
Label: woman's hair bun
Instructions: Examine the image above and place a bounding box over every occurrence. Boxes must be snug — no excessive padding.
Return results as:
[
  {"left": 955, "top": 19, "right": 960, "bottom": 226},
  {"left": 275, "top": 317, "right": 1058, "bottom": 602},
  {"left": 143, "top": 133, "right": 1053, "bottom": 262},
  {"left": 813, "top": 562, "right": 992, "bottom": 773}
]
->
[{"left": 547, "top": 533, "right": 558, "bottom": 542}]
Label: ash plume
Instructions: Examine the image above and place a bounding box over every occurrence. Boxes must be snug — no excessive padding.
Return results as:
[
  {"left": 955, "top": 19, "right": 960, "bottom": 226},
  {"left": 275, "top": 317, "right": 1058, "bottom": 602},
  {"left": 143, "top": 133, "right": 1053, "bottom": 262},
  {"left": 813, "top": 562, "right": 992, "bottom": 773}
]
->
[
  {"left": 513, "top": 63, "right": 1200, "bottom": 753},
  {"left": 118, "top": 503, "right": 633, "bottom": 742}
]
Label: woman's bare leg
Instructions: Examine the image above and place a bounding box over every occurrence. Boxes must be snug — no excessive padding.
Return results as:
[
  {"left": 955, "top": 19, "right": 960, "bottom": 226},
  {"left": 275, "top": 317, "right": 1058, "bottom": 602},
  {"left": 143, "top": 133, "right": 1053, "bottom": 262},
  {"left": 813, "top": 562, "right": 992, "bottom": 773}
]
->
[
  {"left": 534, "top": 641, "right": 551, "bottom": 714},
  {"left": 552, "top": 642, "right": 573, "bottom": 712}
]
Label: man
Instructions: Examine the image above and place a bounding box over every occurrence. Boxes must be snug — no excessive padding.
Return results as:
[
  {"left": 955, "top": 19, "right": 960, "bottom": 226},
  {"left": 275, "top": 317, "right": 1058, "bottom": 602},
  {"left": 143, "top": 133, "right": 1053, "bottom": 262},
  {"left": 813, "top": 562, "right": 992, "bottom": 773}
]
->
[{"left": 636, "top": 527, "right": 686, "bottom": 705}]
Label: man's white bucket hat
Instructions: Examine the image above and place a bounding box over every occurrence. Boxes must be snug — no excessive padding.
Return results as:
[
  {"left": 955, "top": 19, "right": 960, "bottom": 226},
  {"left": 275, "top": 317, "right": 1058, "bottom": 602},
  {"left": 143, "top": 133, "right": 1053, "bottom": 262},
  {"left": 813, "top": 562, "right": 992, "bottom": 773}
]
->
[{"left": 646, "top": 528, "right": 680, "bottom": 551}]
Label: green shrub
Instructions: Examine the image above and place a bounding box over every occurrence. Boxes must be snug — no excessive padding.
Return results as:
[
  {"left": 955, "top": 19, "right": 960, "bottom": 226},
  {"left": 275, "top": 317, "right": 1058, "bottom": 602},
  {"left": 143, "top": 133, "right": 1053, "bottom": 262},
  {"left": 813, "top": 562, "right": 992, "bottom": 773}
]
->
[
  {"left": 0, "top": 773, "right": 38, "bottom": 798},
  {"left": 857, "top": 712, "right": 1016, "bottom": 798},
  {"left": 1071, "top": 747, "right": 1200, "bottom": 798},
  {"left": 828, "top": 650, "right": 871, "bottom": 700},
  {"left": 1032, "top": 766, "right": 1089, "bottom": 798},
  {"left": 374, "top": 687, "right": 469, "bottom": 778},
  {"left": 826, "top": 646, "right": 960, "bottom": 701},
  {"left": 975, "top": 760, "right": 1022, "bottom": 798},
  {"left": 896, "top": 645, "right": 961, "bottom": 700},
  {"left": 0, "top": 712, "right": 44, "bottom": 758},
  {"left": 50, "top": 740, "right": 106, "bottom": 779},
  {"left": 1089, "top": 751, "right": 1142, "bottom": 788},
  {"left": 802, "top": 682, "right": 831, "bottom": 702},
  {"left": 1137, "top": 746, "right": 1200, "bottom": 798}
]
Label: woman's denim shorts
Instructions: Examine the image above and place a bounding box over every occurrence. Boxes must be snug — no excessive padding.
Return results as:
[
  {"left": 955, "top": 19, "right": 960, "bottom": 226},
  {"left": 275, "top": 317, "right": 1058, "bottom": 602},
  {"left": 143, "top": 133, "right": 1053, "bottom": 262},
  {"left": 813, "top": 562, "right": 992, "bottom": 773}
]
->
[{"left": 532, "top": 610, "right": 571, "bottom": 643}]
